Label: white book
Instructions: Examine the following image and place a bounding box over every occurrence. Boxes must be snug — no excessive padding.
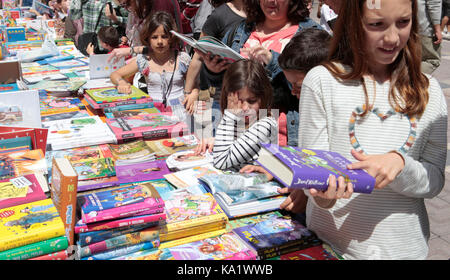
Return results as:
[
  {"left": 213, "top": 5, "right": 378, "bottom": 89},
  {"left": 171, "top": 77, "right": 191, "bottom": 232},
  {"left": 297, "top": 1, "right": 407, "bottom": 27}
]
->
[
  {"left": 0, "top": 90, "right": 41, "bottom": 128},
  {"left": 89, "top": 54, "right": 125, "bottom": 79}
]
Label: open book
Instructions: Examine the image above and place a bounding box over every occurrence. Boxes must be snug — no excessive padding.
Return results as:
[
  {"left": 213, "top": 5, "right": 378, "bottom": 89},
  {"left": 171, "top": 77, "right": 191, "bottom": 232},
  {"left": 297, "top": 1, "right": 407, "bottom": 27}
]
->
[{"left": 170, "top": 30, "right": 243, "bottom": 62}]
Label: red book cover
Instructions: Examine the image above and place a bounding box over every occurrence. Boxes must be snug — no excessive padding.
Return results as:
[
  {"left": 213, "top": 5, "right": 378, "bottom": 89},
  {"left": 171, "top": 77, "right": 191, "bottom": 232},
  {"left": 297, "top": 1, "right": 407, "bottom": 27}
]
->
[
  {"left": 0, "top": 127, "right": 48, "bottom": 155},
  {"left": 279, "top": 245, "right": 339, "bottom": 260},
  {"left": 0, "top": 173, "right": 47, "bottom": 209}
]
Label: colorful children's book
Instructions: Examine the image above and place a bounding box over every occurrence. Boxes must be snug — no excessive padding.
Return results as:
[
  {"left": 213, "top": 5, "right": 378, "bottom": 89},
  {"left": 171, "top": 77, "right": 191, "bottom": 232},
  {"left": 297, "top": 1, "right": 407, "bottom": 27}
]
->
[
  {"left": 0, "top": 174, "right": 47, "bottom": 209},
  {"left": 85, "top": 86, "right": 149, "bottom": 104},
  {"left": 41, "top": 110, "right": 90, "bottom": 122},
  {"left": 0, "top": 198, "right": 65, "bottom": 252},
  {"left": 39, "top": 94, "right": 84, "bottom": 116},
  {"left": 108, "top": 139, "right": 155, "bottom": 166},
  {"left": 106, "top": 112, "right": 188, "bottom": 142},
  {"left": 79, "top": 183, "right": 165, "bottom": 224},
  {"left": 102, "top": 102, "right": 154, "bottom": 113},
  {"left": 105, "top": 107, "right": 160, "bottom": 119},
  {"left": 145, "top": 134, "right": 199, "bottom": 159},
  {"left": 225, "top": 210, "right": 284, "bottom": 231},
  {"left": 163, "top": 164, "right": 222, "bottom": 189},
  {"left": 71, "top": 158, "right": 116, "bottom": 181},
  {"left": 144, "top": 179, "right": 177, "bottom": 197},
  {"left": 115, "top": 160, "right": 170, "bottom": 184},
  {"left": 0, "top": 90, "right": 41, "bottom": 128},
  {"left": 77, "top": 176, "right": 120, "bottom": 192},
  {"left": 0, "top": 136, "right": 32, "bottom": 150},
  {"left": 166, "top": 150, "right": 213, "bottom": 171},
  {"left": 232, "top": 215, "right": 322, "bottom": 259},
  {"left": 0, "top": 235, "right": 68, "bottom": 260},
  {"left": 79, "top": 227, "right": 159, "bottom": 258},
  {"left": 256, "top": 144, "right": 375, "bottom": 194},
  {"left": 88, "top": 54, "right": 126, "bottom": 79},
  {"left": 0, "top": 149, "right": 47, "bottom": 180},
  {"left": 111, "top": 247, "right": 174, "bottom": 260},
  {"left": 271, "top": 244, "right": 339, "bottom": 260},
  {"left": 0, "top": 83, "right": 20, "bottom": 93},
  {"left": 51, "top": 157, "right": 78, "bottom": 246},
  {"left": 81, "top": 240, "right": 159, "bottom": 260},
  {"left": 28, "top": 78, "right": 86, "bottom": 97},
  {"left": 0, "top": 126, "right": 48, "bottom": 155},
  {"left": 83, "top": 92, "right": 153, "bottom": 110},
  {"left": 167, "top": 231, "right": 257, "bottom": 260},
  {"left": 29, "top": 249, "right": 69, "bottom": 260}
]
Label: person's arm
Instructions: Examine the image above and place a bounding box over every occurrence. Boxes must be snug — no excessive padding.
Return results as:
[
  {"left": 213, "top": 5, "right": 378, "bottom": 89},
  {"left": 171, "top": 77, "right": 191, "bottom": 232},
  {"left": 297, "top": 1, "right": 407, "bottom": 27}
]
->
[
  {"left": 107, "top": 45, "right": 146, "bottom": 63},
  {"left": 110, "top": 60, "right": 139, "bottom": 94},
  {"left": 426, "top": 0, "right": 443, "bottom": 44}
]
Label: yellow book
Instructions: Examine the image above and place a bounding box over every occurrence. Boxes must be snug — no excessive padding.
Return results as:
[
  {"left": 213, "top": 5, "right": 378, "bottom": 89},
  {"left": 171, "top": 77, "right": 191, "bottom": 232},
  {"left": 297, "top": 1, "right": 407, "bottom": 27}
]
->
[
  {"left": 160, "top": 228, "right": 228, "bottom": 249},
  {"left": 160, "top": 220, "right": 228, "bottom": 242},
  {"left": 0, "top": 198, "right": 65, "bottom": 252}
]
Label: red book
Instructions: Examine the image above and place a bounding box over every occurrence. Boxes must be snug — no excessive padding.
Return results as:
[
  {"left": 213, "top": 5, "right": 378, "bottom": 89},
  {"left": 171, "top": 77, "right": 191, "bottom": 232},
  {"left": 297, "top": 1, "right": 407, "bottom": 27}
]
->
[
  {"left": 0, "top": 127, "right": 48, "bottom": 155},
  {"left": 0, "top": 173, "right": 47, "bottom": 209}
]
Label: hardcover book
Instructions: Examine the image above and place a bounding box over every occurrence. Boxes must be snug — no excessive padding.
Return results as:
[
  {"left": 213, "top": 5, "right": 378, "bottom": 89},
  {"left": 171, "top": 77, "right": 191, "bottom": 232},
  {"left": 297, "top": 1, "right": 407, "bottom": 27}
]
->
[
  {"left": 106, "top": 112, "right": 188, "bottom": 142},
  {"left": 0, "top": 198, "right": 65, "bottom": 252},
  {"left": 115, "top": 160, "right": 170, "bottom": 184},
  {"left": 85, "top": 86, "right": 149, "bottom": 104},
  {"left": 232, "top": 215, "right": 322, "bottom": 259},
  {"left": 256, "top": 144, "right": 375, "bottom": 194},
  {"left": 0, "top": 174, "right": 47, "bottom": 209},
  {"left": 51, "top": 157, "right": 78, "bottom": 246},
  {"left": 167, "top": 231, "right": 257, "bottom": 260},
  {"left": 79, "top": 183, "right": 165, "bottom": 224}
]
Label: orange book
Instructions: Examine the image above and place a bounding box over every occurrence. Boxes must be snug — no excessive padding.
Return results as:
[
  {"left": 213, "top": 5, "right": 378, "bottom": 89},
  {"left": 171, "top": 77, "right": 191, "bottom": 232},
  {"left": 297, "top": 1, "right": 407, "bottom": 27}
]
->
[{"left": 51, "top": 157, "right": 78, "bottom": 246}]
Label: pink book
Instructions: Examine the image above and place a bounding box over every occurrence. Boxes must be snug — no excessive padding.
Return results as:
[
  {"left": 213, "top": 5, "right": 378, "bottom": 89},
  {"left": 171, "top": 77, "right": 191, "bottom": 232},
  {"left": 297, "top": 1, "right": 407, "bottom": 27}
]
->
[
  {"left": 106, "top": 112, "right": 188, "bottom": 142},
  {"left": 79, "top": 183, "right": 165, "bottom": 224},
  {"left": 83, "top": 93, "right": 154, "bottom": 110},
  {"left": 0, "top": 174, "right": 47, "bottom": 209},
  {"left": 115, "top": 160, "right": 171, "bottom": 184},
  {"left": 75, "top": 212, "right": 167, "bottom": 233}
]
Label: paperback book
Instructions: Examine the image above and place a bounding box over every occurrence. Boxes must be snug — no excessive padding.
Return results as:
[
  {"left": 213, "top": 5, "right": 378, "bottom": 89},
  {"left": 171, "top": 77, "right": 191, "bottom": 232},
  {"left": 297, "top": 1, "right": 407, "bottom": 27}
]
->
[
  {"left": 163, "top": 164, "right": 222, "bottom": 189},
  {"left": 83, "top": 92, "right": 153, "bottom": 110},
  {"left": 256, "top": 144, "right": 375, "bottom": 194},
  {"left": 145, "top": 134, "right": 199, "bottom": 158},
  {"left": 39, "top": 94, "right": 85, "bottom": 116},
  {"left": 81, "top": 240, "right": 158, "bottom": 260},
  {"left": 109, "top": 140, "right": 156, "bottom": 166},
  {"left": 85, "top": 86, "right": 149, "bottom": 104},
  {"left": 0, "top": 127, "right": 48, "bottom": 155},
  {"left": 0, "top": 174, "right": 47, "bottom": 209},
  {"left": 105, "top": 107, "right": 160, "bottom": 119},
  {"left": 27, "top": 78, "right": 86, "bottom": 97},
  {"left": 0, "top": 149, "right": 47, "bottom": 180},
  {"left": 0, "top": 235, "right": 68, "bottom": 260},
  {"left": 41, "top": 110, "right": 91, "bottom": 122},
  {"left": 71, "top": 158, "right": 116, "bottom": 181},
  {"left": 115, "top": 160, "right": 170, "bottom": 184},
  {"left": 166, "top": 150, "right": 213, "bottom": 171}
]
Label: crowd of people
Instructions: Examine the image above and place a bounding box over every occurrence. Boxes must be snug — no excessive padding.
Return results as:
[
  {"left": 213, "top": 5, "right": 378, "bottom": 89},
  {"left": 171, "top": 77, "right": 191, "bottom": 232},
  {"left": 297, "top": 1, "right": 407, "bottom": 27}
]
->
[{"left": 8, "top": 0, "right": 449, "bottom": 260}]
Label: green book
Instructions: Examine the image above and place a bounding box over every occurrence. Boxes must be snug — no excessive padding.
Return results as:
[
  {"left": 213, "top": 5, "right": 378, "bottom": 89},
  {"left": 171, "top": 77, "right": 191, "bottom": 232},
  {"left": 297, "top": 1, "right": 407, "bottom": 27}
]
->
[
  {"left": 0, "top": 236, "right": 68, "bottom": 260},
  {"left": 85, "top": 86, "right": 149, "bottom": 104}
]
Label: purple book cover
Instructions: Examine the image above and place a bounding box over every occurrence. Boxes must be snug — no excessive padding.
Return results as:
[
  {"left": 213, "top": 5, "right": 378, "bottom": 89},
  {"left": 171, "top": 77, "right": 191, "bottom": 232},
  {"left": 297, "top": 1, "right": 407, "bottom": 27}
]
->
[
  {"left": 257, "top": 144, "right": 375, "bottom": 194},
  {"left": 77, "top": 176, "right": 120, "bottom": 192},
  {"left": 115, "top": 160, "right": 170, "bottom": 184}
]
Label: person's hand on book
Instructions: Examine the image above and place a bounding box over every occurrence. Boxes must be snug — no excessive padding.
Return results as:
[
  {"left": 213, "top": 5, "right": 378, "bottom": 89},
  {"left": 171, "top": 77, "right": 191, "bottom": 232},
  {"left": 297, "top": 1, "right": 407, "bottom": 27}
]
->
[
  {"left": 240, "top": 45, "right": 272, "bottom": 66},
  {"left": 195, "top": 50, "right": 230, "bottom": 73},
  {"left": 182, "top": 89, "right": 199, "bottom": 115},
  {"left": 278, "top": 188, "right": 308, "bottom": 213},
  {"left": 240, "top": 165, "right": 273, "bottom": 181},
  {"left": 309, "top": 174, "right": 354, "bottom": 201},
  {"left": 346, "top": 149, "right": 405, "bottom": 190},
  {"left": 194, "top": 137, "right": 215, "bottom": 155},
  {"left": 116, "top": 78, "right": 132, "bottom": 94}
]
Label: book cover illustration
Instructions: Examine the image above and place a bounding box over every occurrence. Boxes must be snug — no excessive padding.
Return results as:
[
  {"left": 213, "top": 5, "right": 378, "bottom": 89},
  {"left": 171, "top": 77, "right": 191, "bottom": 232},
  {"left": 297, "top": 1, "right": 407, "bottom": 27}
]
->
[
  {"left": 115, "top": 160, "right": 170, "bottom": 184},
  {"left": 163, "top": 164, "right": 222, "bottom": 189},
  {"left": 77, "top": 176, "right": 120, "bottom": 192},
  {"left": 111, "top": 247, "right": 174, "bottom": 260},
  {"left": 168, "top": 232, "right": 257, "bottom": 260},
  {"left": 225, "top": 211, "right": 283, "bottom": 232},
  {"left": 166, "top": 150, "right": 213, "bottom": 171},
  {"left": 39, "top": 95, "right": 84, "bottom": 116},
  {"left": 232, "top": 215, "right": 322, "bottom": 258},
  {"left": 107, "top": 107, "right": 160, "bottom": 119},
  {"left": 0, "top": 149, "right": 47, "bottom": 180},
  {"left": 0, "top": 90, "right": 41, "bottom": 128},
  {"left": 41, "top": 110, "right": 90, "bottom": 122},
  {"left": 71, "top": 158, "right": 116, "bottom": 181},
  {"left": 106, "top": 112, "right": 187, "bottom": 141},
  {"left": 0, "top": 83, "right": 20, "bottom": 93},
  {"left": 145, "top": 134, "right": 199, "bottom": 158},
  {"left": 81, "top": 241, "right": 158, "bottom": 260},
  {"left": 21, "top": 64, "right": 58, "bottom": 76},
  {"left": 0, "top": 198, "right": 65, "bottom": 251},
  {"left": 145, "top": 179, "right": 176, "bottom": 197},
  {"left": 78, "top": 223, "right": 155, "bottom": 247},
  {"left": 85, "top": 86, "right": 149, "bottom": 104},
  {"left": 83, "top": 92, "right": 153, "bottom": 110},
  {"left": 0, "top": 127, "right": 48, "bottom": 155},
  {"left": 109, "top": 139, "right": 155, "bottom": 165},
  {"left": 257, "top": 144, "right": 375, "bottom": 194},
  {"left": 0, "top": 105, "right": 22, "bottom": 126},
  {"left": 28, "top": 78, "right": 87, "bottom": 96},
  {"left": 0, "top": 174, "right": 46, "bottom": 209}
]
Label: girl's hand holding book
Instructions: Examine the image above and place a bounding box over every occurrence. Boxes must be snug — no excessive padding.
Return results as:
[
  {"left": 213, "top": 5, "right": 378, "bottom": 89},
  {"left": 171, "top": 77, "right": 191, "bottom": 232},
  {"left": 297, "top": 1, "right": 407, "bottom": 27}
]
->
[
  {"left": 309, "top": 174, "right": 354, "bottom": 201},
  {"left": 195, "top": 50, "right": 230, "bottom": 74}
]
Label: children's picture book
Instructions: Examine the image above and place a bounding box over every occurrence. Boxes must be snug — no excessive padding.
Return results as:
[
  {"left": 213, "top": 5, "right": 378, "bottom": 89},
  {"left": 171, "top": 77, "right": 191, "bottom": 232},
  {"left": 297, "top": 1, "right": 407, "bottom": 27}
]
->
[
  {"left": 111, "top": 247, "right": 174, "bottom": 260},
  {"left": 256, "top": 144, "right": 375, "bottom": 194},
  {"left": 0, "top": 136, "right": 32, "bottom": 150},
  {"left": 32, "top": 0, "right": 54, "bottom": 18},
  {"left": 85, "top": 86, "right": 149, "bottom": 104},
  {"left": 78, "top": 223, "right": 155, "bottom": 247},
  {"left": 5, "top": 27, "right": 26, "bottom": 42},
  {"left": 79, "top": 183, "right": 165, "bottom": 224},
  {"left": 115, "top": 160, "right": 171, "bottom": 184},
  {"left": 71, "top": 158, "right": 116, "bottom": 181},
  {"left": 166, "top": 150, "right": 213, "bottom": 171},
  {"left": 21, "top": 64, "right": 58, "bottom": 76},
  {"left": 144, "top": 179, "right": 177, "bottom": 197},
  {"left": 77, "top": 176, "right": 120, "bottom": 192},
  {"left": 232, "top": 215, "right": 322, "bottom": 259},
  {"left": 0, "top": 235, "right": 68, "bottom": 260},
  {"left": 198, "top": 172, "right": 287, "bottom": 218},
  {"left": 225, "top": 210, "right": 284, "bottom": 232},
  {"left": 102, "top": 102, "right": 154, "bottom": 113},
  {"left": 0, "top": 126, "right": 48, "bottom": 155},
  {"left": 167, "top": 231, "right": 257, "bottom": 260},
  {"left": 108, "top": 139, "right": 155, "bottom": 166},
  {"left": 83, "top": 91, "right": 153, "bottom": 110},
  {"left": 28, "top": 78, "right": 86, "bottom": 97},
  {"left": 145, "top": 134, "right": 199, "bottom": 158},
  {"left": 89, "top": 54, "right": 126, "bottom": 79},
  {"left": 170, "top": 30, "right": 243, "bottom": 62},
  {"left": 0, "top": 90, "right": 41, "bottom": 128},
  {"left": 270, "top": 244, "right": 339, "bottom": 260},
  {"left": 41, "top": 110, "right": 91, "bottom": 122},
  {"left": 106, "top": 112, "right": 188, "bottom": 142},
  {"left": 0, "top": 198, "right": 65, "bottom": 252},
  {"left": 163, "top": 164, "right": 222, "bottom": 189},
  {"left": 0, "top": 149, "right": 47, "bottom": 180},
  {"left": 39, "top": 95, "right": 84, "bottom": 116},
  {"left": 51, "top": 157, "right": 78, "bottom": 246},
  {"left": 0, "top": 174, "right": 47, "bottom": 209},
  {"left": 105, "top": 107, "right": 160, "bottom": 119},
  {"left": 43, "top": 116, "right": 116, "bottom": 151},
  {"left": 81, "top": 240, "right": 158, "bottom": 260}
]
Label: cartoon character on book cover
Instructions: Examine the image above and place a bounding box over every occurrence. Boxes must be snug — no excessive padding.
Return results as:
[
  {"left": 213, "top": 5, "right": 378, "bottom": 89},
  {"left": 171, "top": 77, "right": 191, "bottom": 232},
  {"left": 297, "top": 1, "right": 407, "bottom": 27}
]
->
[
  {"left": 72, "top": 158, "right": 115, "bottom": 181},
  {"left": 109, "top": 114, "right": 178, "bottom": 130},
  {"left": 165, "top": 192, "right": 218, "bottom": 223}
]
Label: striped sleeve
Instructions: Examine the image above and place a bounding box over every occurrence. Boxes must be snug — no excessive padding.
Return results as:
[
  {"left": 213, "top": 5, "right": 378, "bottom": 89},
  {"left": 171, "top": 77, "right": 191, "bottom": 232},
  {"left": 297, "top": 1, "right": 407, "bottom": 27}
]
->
[{"left": 213, "top": 111, "right": 278, "bottom": 171}]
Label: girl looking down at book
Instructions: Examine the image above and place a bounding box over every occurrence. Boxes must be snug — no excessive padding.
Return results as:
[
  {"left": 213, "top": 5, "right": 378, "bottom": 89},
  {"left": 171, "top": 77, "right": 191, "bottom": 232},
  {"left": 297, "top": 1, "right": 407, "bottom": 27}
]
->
[
  {"left": 110, "top": 11, "right": 191, "bottom": 115},
  {"left": 291, "top": 0, "right": 447, "bottom": 259},
  {"left": 212, "top": 59, "right": 278, "bottom": 172}
]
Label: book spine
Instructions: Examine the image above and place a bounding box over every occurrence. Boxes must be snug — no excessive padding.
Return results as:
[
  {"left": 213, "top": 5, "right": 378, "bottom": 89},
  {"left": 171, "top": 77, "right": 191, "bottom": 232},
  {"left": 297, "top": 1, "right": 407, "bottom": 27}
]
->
[
  {"left": 29, "top": 249, "right": 69, "bottom": 260},
  {"left": 81, "top": 241, "right": 158, "bottom": 260},
  {"left": 81, "top": 202, "right": 165, "bottom": 224},
  {"left": 224, "top": 250, "right": 258, "bottom": 260},
  {"left": 0, "top": 236, "right": 68, "bottom": 260},
  {"left": 160, "top": 221, "right": 227, "bottom": 242},
  {"left": 75, "top": 213, "right": 166, "bottom": 233},
  {"left": 78, "top": 223, "right": 155, "bottom": 247},
  {"left": 0, "top": 224, "right": 66, "bottom": 252},
  {"left": 159, "top": 228, "right": 227, "bottom": 249},
  {"left": 164, "top": 213, "right": 228, "bottom": 232},
  {"left": 79, "top": 227, "right": 159, "bottom": 257}
]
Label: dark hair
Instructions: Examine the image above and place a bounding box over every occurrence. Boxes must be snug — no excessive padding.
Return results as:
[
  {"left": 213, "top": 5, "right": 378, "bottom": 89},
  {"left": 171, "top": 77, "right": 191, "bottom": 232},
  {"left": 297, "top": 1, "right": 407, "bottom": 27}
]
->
[
  {"left": 132, "top": 0, "right": 154, "bottom": 21},
  {"left": 279, "top": 28, "right": 331, "bottom": 73},
  {"left": 324, "top": 0, "right": 429, "bottom": 117},
  {"left": 208, "top": 0, "right": 230, "bottom": 8},
  {"left": 97, "top": 26, "right": 120, "bottom": 48},
  {"left": 220, "top": 60, "right": 273, "bottom": 113},
  {"left": 139, "top": 11, "right": 180, "bottom": 50},
  {"left": 243, "top": 0, "right": 310, "bottom": 25}
]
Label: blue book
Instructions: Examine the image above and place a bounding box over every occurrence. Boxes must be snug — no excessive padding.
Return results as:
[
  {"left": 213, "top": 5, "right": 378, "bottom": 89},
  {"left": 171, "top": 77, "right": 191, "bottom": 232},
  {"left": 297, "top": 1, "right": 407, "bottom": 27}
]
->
[
  {"left": 0, "top": 136, "right": 32, "bottom": 150},
  {"left": 37, "top": 54, "right": 75, "bottom": 65}
]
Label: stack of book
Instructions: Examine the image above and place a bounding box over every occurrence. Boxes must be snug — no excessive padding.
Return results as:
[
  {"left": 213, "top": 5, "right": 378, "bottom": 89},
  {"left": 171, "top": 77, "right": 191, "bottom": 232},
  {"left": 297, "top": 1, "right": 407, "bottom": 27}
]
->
[
  {"left": 145, "top": 134, "right": 199, "bottom": 160},
  {"left": 0, "top": 199, "right": 69, "bottom": 260},
  {"left": 0, "top": 148, "right": 47, "bottom": 181},
  {"left": 75, "top": 183, "right": 167, "bottom": 260},
  {"left": 39, "top": 93, "right": 86, "bottom": 117}
]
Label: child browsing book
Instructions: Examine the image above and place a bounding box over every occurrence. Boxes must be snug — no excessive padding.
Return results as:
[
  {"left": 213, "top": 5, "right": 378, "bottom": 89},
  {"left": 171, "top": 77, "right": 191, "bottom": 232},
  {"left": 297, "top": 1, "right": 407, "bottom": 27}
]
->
[
  {"left": 212, "top": 59, "right": 278, "bottom": 172},
  {"left": 291, "top": 0, "right": 447, "bottom": 259},
  {"left": 110, "top": 11, "right": 191, "bottom": 116}
]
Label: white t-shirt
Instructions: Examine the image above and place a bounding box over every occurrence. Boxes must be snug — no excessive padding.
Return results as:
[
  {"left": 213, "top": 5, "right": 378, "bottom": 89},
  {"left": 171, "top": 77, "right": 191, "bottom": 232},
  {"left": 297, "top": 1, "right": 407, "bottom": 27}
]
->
[{"left": 320, "top": 4, "right": 338, "bottom": 35}]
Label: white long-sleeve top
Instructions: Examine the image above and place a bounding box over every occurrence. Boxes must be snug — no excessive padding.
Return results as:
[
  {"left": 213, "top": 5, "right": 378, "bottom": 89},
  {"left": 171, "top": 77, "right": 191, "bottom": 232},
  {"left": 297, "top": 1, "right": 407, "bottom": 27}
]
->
[
  {"left": 213, "top": 110, "right": 278, "bottom": 171},
  {"left": 298, "top": 65, "right": 447, "bottom": 259}
]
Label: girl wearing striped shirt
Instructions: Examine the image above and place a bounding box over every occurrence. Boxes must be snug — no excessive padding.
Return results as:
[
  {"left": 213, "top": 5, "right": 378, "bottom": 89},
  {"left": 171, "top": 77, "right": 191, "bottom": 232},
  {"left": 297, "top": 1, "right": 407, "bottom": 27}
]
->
[{"left": 212, "top": 59, "right": 278, "bottom": 171}]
